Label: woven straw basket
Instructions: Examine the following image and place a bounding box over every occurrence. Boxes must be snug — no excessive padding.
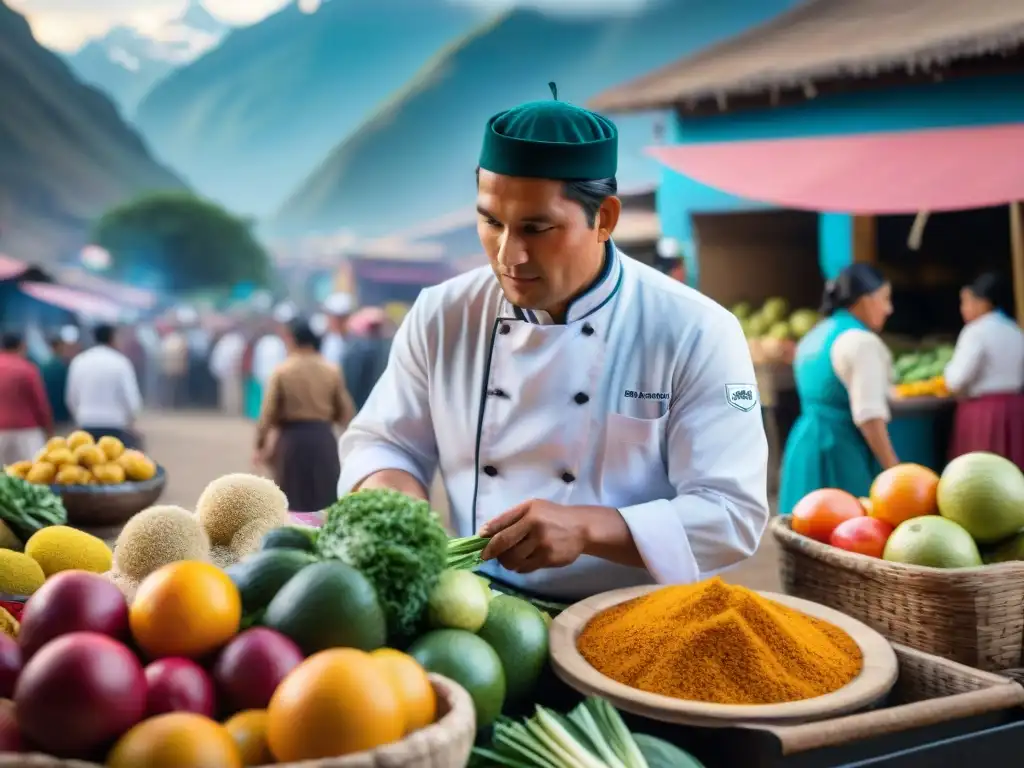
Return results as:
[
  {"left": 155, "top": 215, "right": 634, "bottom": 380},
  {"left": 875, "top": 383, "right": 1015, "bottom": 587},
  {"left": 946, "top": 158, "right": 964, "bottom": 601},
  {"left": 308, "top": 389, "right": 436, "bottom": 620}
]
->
[
  {"left": 772, "top": 516, "right": 1024, "bottom": 672},
  {"left": 0, "top": 674, "right": 474, "bottom": 768}
]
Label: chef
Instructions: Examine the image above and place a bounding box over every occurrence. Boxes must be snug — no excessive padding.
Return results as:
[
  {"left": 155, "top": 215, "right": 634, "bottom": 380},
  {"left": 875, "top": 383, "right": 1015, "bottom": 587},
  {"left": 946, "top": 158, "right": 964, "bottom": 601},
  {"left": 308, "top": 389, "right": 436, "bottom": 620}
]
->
[{"left": 337, "top": 87, "right": 769, "bottom": 601}]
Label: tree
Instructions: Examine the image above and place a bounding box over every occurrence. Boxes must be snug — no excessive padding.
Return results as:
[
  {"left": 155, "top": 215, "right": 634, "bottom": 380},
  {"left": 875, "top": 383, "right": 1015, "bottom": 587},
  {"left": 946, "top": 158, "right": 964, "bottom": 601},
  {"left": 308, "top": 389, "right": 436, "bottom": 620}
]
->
[{"left": 92, "top": 192, "right": 271, "bottom": 293}]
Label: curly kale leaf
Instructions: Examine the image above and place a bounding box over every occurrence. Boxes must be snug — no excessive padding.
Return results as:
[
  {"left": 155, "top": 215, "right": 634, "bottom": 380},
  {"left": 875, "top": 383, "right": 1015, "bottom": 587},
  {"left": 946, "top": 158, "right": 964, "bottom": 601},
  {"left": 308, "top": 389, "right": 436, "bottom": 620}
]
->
[{"left": 317, "top": 489, "right": 449, "bottom": 642}]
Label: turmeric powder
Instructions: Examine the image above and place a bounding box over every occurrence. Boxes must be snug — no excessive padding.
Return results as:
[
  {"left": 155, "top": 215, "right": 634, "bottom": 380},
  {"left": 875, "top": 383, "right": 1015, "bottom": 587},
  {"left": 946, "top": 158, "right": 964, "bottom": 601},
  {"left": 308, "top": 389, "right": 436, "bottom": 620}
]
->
[{"left": 577, "top": 578, "right": 862, "bottom": 705}]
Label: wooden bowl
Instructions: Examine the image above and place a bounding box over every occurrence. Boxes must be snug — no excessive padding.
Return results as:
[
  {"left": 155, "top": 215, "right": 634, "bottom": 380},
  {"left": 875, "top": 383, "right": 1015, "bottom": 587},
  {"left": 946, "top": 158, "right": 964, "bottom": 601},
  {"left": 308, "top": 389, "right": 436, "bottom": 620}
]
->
[
  {"left": 0, "top": 674, "right": 476, "bottom": 768},
  {"left": 550, "top": 586, "right": 899, "bottom": 727},
  {"left": 49, "top": 466, "right": 167, "bottom": 528}
]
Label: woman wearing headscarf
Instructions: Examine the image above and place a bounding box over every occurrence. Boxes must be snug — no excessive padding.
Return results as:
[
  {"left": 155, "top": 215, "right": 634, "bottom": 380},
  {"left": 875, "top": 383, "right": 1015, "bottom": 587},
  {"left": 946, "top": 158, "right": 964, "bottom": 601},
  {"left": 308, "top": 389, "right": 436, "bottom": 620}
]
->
[
  {"left": 254, "top": 318, "right": 356, "bottom": 512},
  {"left": 945, "top": 272, "right": 1024, "bottom": 467},
  {"left": 779, "top": 264, "right": 899, "bottom": 512}
]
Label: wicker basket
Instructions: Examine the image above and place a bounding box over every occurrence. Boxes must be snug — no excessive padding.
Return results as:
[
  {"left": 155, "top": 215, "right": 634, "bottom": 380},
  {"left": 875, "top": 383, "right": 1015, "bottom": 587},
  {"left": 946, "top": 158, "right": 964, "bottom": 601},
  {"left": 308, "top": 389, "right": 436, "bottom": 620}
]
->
[
  {"left": 0, "top": 674, "right": 475, "bottom": 768},
  {"left": 772, "top": 515, "right": 1024, "bottom": 671},
  {"left": 51, "top": 467, "right": 167, "bottom": 528}
]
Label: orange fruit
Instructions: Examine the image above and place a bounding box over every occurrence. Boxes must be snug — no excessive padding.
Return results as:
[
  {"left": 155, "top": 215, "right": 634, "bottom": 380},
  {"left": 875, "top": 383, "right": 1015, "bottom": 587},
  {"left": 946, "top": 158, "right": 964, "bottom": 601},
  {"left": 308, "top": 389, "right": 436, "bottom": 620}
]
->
[
  {"left": 223, "top": 710, "right": 274, "bottom": 767},
  {"left": 371, "top": 648, "right": 437, "bottom": 734},
  {"left": 830, "top": 516, "right": 893, "bottom": 558},
  {"left": 130, "top": 561, "right": 241, "bottom": 659},
  {"left": 267, "top": 648, "right": 404, "bottom": 762},
  {"left": 869, "top": 463, "right": 940, "bottom": 527},
  {"left": 791, "top": 488, "right": 864, "bottom": 543},
  {"left": 107, "top": 712, "right": 242, "bottom": 768}
]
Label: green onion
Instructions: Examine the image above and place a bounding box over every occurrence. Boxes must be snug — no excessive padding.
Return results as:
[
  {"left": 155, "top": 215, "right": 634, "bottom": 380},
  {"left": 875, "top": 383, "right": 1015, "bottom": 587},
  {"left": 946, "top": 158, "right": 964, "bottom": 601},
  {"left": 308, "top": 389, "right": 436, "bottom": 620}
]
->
[{"left": 447, "top": 535, "right": 489, "bottom": 570}]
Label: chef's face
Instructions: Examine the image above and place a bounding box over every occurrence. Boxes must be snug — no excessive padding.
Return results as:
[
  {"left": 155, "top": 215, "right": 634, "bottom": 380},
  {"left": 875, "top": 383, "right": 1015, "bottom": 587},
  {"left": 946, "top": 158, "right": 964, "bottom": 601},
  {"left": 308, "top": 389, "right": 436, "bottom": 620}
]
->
[{"left": 476, "top": 170, "right": 620, "bottom": 319}]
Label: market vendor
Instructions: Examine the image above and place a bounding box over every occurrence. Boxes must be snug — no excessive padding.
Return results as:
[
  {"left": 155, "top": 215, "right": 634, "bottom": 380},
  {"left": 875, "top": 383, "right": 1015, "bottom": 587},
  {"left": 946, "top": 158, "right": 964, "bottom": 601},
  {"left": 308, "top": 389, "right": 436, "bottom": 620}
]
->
[
  {"left": 779, "top": 264, "right": 899, "bottom": 513},
  {"left": 945, "top": 271, "right": 1024, "bottom": 467},
  {"left": 337, "top": 86, "right": 769, "bottom": 602}
]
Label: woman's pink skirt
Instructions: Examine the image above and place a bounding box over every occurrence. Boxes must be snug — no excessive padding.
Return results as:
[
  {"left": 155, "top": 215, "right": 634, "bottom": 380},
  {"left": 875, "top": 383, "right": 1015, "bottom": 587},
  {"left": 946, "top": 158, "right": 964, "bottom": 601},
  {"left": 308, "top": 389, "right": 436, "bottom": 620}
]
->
[{"left": 949, "top": 392, "right": 1024, "bottom": 470}]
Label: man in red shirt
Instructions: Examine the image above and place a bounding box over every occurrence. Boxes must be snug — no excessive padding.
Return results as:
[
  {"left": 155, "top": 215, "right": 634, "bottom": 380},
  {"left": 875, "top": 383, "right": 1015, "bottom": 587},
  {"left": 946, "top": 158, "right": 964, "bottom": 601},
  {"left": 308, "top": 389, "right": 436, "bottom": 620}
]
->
[{"left": 0, "top": 331, "right": 53, "bottom": 466}]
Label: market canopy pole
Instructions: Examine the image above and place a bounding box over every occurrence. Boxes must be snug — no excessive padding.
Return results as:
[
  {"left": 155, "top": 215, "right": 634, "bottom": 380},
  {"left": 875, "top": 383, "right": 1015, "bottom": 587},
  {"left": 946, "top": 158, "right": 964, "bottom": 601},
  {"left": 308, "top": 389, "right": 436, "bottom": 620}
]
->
[{"left": 1011, "top": 202, "right": 1024, "bottom": 326}]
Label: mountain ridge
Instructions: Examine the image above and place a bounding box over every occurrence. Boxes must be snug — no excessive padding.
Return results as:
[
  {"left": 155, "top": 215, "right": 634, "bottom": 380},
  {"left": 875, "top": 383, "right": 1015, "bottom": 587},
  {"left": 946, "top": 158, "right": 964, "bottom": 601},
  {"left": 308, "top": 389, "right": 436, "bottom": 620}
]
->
[{"left": 0, "top": 0, "right": 185, "bottom": 264}]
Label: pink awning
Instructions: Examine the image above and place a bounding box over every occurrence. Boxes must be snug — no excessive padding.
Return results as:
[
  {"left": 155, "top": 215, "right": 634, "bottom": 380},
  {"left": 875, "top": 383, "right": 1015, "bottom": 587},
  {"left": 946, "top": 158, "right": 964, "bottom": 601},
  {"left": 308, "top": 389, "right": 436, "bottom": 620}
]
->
[
  {"left": 18, "top": 281, "right": 123, "bottom": 321},
  {"left": 647, "top": 123, "right": 1024, "bottom": 215}
]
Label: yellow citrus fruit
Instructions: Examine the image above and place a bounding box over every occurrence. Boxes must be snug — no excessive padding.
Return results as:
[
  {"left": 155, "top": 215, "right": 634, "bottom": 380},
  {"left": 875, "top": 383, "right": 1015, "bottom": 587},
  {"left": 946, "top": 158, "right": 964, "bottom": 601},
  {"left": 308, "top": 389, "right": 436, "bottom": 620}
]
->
[
  {"left": 130, "top": 561, "right": 241, "bottom": 659},
  {"left": 371, "top": 648, "right": 437, "bottom": 734},
  {"left": 223, "top": 710, "right": 274, "bottom": 767},
  {"left": 107, "top": 713, "right": 242, "bottom": 768},
  {"left": 267, "top": 648, "right": 404, "bottom": 762}
]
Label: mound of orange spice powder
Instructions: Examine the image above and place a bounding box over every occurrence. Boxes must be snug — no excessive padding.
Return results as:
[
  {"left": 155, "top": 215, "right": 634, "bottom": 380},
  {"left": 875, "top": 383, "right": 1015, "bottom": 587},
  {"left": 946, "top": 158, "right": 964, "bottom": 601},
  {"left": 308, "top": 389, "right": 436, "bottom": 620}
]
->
[{"left": 576, "top": 578, "right": 863, "bottom": 705}]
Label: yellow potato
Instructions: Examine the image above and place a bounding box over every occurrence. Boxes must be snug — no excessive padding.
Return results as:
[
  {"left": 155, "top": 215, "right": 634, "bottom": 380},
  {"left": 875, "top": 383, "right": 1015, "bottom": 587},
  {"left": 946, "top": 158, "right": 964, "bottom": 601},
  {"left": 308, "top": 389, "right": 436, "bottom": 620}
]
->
[
  {"left": 55, "top": 465, "right": 88, "bottom": 485},
  {"left": 25, "top": 462, "right": 56, "bottom": 484},
  {"left": 4, "top": 461, "right": 32, "bottom": 479},
  {"left": 66, "top": 430, "right": 95, "bottom": 450},
  {"left": 97, "top": 436, "right": 125, "bottom": 462},
  {"left": 92, "top": 463, "right": 126, "bottom": 485},
  {"left": 45, "top": 436, "right": 67, "bottom": 451},
  {"left": 120, "top": 453, "right": 157, "bottom": 482},
  {"left": 46, "top": 448, "right": 76, "bottom": 467},
  {"left": 73, "top": 444, "right": 107, "bottom": 469}
]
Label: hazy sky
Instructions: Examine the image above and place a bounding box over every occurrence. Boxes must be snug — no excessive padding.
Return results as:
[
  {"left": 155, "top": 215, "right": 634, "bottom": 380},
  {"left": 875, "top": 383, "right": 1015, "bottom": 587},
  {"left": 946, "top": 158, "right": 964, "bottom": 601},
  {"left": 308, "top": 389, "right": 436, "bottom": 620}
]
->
[{"left": 11, "top": 0, "right": 648, "bottom": 51}]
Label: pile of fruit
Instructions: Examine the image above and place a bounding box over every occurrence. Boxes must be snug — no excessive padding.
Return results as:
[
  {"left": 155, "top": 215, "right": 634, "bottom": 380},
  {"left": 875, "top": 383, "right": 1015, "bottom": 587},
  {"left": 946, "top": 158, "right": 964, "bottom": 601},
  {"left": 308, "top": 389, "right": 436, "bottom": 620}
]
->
[
  {"left": 731, "top": 298, "right": 820, "bottom": 365},
  {"left": 0, "top": 525, "right": 112, "bottom": 600},
  {"left": 892, "top": 345, "right": 953, "bottom": 399},
  {"left": 4, "top": 432, "right": 157, "bottom": 487},
  {"left": 791, "top": 452, "right": 1024, "bottom": 567}
]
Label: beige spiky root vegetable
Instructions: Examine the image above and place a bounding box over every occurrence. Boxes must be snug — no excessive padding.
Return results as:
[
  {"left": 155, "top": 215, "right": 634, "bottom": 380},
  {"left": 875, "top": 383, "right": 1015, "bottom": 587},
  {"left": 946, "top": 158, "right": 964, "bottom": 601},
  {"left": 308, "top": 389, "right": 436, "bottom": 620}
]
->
[
  {"left": 196, "top": 473, "right": 289, "bottom": 568},
  {"left": 104, "top": 505, "right": 211, "bottom": 602}
]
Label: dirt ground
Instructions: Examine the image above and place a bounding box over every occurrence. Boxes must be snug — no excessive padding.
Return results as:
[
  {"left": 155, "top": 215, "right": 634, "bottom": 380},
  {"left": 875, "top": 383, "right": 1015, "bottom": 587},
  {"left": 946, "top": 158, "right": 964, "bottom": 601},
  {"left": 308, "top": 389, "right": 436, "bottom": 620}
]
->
[{"left": 141, "top": 410, "right": 781, "bottom": 591}]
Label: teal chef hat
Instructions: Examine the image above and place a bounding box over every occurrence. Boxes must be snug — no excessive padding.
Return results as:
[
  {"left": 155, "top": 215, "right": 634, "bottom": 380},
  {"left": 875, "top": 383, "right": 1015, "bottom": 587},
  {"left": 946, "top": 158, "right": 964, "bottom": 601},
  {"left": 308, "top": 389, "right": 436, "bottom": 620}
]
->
[{"left": 478, "top": 82, "right": 618, "bottom": 181}]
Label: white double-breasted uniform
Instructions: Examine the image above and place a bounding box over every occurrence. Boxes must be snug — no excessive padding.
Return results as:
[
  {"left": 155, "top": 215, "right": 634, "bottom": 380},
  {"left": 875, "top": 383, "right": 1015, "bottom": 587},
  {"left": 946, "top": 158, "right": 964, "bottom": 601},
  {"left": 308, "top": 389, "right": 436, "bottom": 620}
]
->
[{"left": 338, "top": 245, "right": 769, "bottom": 600}]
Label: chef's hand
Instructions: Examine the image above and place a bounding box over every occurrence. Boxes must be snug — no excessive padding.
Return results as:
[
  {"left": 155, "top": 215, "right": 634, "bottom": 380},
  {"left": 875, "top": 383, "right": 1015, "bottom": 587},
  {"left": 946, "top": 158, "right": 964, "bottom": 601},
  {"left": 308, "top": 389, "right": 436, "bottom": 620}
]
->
[
  {"left": 478, "top": 500, "right": 590, "bottom": 574},
  {"left": 479, "top": 500, "right": 646, "bottom": 572}
]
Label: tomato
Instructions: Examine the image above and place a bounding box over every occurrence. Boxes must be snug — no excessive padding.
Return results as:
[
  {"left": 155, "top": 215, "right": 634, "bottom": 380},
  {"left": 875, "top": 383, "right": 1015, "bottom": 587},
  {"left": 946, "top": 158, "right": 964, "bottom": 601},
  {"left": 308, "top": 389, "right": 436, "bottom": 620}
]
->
[
  {"left": 791, "top": 488, "right": 864, "bottom": 543},
  {"left": 830, "top": 516, "right": 894, "bottom": 558}
]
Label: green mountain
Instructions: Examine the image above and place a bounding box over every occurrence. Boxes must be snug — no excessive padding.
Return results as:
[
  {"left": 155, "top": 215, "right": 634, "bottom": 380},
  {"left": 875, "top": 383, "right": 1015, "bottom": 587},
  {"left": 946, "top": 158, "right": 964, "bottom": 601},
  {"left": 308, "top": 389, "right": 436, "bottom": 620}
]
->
[
  {"left": 134, "top": 0, "right": 486, "bottom": 217},
  {"left": 0, "top": 0, "right": 184, "bottom": 265},
  {"left": 270, "top": 1, "right": 799, "bottom": 239}
]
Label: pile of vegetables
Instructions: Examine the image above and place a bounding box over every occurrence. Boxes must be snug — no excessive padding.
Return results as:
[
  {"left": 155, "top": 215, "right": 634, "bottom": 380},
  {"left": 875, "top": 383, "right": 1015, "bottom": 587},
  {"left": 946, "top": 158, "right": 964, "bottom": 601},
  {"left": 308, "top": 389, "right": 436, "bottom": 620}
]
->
[
  {"left": 473, "top": 697, "right": 704, "bottom": 768},
  {"left": 317, "top": 489, "right": 449, "bottom": 641},
  {"left": 0, "top": 474, "right": 68, "bottom": 549}
]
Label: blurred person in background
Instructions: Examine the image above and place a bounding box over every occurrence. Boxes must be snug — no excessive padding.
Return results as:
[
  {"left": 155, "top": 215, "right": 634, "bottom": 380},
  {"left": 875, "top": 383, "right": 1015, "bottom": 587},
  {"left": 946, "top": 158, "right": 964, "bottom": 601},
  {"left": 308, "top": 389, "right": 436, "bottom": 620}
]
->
[
  {"left": 251, "top": 303, "right": 295, "bottom": 416},
  {"left": 320, "top": 292, "right": 353, "bottom": 369},
  {"left": 254, "top": 318, "right": 355, "bottom": 512},
  {"left": 40, "top": 326, "right": 79, "bottom": 431},
  {"left": 66, "top": 324, "right": 143, "bottom": 449},
  {"left": 945, "top": 271, "right": 1024, "bottom": 467},
  {"left": 0, "top": 331, "right": 53, "bottom": 464},
  {"left": 159, "top": 323, "right": 189, "bottom": 409},
  {"left": 342, "top": 307, "right": 394, "bottom": 412},
  {"left": 779, "top": 264, "right": 898, "bottom": 512},
  {"left": 209, "top": 323, "right": 246, "bottom": 416}
]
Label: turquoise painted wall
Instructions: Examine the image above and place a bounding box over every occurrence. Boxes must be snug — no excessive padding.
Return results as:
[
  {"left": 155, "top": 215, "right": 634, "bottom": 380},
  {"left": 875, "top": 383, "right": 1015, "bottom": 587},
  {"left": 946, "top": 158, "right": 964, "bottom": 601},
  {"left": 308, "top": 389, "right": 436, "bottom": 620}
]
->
[{"left": 657, "top": 73, "right": 1024, "bottom": 282}]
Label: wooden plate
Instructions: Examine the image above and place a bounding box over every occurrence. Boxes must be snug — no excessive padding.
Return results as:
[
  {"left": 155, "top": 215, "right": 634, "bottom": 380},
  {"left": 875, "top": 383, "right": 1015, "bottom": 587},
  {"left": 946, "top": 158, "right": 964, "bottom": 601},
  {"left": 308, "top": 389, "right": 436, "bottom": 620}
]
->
[{"left": 550, "top": 586, "right": 899, "bottom": 727}]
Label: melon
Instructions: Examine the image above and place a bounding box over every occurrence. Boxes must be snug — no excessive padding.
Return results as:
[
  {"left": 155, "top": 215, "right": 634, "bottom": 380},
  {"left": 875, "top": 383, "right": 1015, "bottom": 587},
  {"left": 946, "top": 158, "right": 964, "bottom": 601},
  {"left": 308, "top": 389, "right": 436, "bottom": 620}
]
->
[
  {"left": 18, "top": 570, "right": 129, "bottom": 657},
  {"left": 145, "top": 657, "right": 217, "bottom": 718},
  {"left": 938, "top": 452, "right": 1024, "bottom": 544},
  {"left": 212, "top": 628, "right": 303, "bottom": 714},
  {"left": 14, "top": 632, "right": 147, "bottom": 757}
]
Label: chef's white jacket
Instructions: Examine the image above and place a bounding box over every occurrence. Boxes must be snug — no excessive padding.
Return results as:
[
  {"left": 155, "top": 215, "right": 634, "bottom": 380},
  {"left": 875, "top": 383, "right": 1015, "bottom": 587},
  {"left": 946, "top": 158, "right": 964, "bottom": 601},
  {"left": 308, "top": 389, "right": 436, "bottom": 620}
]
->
[{"left": 338, "top": 246, "right": 769, "bottom": 600}]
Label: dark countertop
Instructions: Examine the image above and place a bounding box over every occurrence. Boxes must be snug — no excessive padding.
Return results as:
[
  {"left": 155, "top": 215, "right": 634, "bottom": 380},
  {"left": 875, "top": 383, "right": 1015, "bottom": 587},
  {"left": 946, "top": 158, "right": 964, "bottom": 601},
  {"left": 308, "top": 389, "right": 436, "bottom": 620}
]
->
[{"left": 890, "top": 396, "right": 957, "bottom": 415}]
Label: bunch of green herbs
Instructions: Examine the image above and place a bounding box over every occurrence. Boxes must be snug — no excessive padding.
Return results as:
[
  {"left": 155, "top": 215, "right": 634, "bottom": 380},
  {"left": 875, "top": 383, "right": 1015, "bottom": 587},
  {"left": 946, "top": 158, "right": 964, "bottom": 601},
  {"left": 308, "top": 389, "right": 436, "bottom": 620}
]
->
[
  {"left": 317, "top": 489, "right": 448, "bottom": 642},
  {"left": 447, "top": 534, "right": 489, "bottom": 571},
  {"left": 0, "top": 474, "right": 67, "bottom": 541}
]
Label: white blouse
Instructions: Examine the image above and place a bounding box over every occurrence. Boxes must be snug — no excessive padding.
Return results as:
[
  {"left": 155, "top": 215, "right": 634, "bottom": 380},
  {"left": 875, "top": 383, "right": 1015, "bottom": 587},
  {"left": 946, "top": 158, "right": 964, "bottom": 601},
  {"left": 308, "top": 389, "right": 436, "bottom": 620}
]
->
[
  {"left": 945, "top": 311, "right": 1024, "bottom": 398},
  {"left": 830, "top": 329, "right": 894, "bottom": 426}
]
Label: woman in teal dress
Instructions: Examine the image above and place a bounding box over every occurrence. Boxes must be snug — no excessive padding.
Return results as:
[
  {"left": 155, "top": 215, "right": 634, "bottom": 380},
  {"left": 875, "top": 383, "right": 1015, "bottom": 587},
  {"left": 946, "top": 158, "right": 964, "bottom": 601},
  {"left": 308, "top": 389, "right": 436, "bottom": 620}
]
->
[{"left": 779, "top": 264, "right": 901, "bottom": 513}]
